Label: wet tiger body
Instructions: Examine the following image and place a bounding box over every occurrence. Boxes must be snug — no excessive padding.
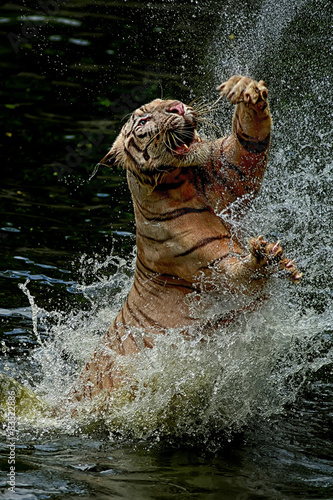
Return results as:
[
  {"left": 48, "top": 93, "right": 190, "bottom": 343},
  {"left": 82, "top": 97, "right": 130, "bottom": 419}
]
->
[{"left": 71, "top": 76, "right": 302, "bottom": 399}]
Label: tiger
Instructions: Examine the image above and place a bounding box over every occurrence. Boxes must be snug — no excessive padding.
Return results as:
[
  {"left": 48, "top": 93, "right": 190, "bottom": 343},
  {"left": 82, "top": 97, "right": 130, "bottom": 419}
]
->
[{"left": 70, "top": 75, "right": 302, "bottom": 401}]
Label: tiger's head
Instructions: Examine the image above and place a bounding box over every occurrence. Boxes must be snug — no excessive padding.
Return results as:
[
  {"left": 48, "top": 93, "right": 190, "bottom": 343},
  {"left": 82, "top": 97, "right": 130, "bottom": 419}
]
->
[{"left": 100, "top": 99, "right": 205, "bottom": 184}]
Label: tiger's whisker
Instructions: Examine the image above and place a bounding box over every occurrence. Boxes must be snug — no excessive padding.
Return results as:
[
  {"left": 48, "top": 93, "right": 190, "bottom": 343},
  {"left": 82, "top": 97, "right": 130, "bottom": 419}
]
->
[
  {"left": 191, "top": 95, "right": 225, "bottom": 115},
  {"left": 196, "top": 117, "right": 220, "bottom": 131},
  {"left": 187, "top": 95, "right": 205, "bottom": 107},
  {"left": 208, "top": 95, "right": 224, "bottom": 108}
]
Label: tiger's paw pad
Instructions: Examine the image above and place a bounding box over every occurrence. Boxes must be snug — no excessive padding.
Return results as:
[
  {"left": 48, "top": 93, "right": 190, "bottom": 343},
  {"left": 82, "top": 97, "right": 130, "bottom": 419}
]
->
[{"left": 217, "top": 76, "right": 268, "bottom": 108}]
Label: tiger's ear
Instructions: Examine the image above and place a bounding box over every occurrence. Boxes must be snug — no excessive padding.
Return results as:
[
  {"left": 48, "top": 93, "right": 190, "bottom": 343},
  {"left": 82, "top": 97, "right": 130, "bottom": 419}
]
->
[
  {"left": 99, "top": 148, "right": 118, "bottom": 167},
  {"left": 99, "top": 136, "right": 124, "bottom": 168}
]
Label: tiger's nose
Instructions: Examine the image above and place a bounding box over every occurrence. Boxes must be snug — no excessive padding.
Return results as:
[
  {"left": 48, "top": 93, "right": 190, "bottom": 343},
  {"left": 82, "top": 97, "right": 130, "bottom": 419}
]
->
[{"left": 168, "top": 102, "right": 185, "bottom": 115}]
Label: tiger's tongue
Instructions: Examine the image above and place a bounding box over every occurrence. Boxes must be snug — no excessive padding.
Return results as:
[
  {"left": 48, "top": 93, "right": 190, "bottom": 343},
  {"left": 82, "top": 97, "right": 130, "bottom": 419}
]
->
[{"left": 174, "top": 143, "right": 189, "bottom": 154}]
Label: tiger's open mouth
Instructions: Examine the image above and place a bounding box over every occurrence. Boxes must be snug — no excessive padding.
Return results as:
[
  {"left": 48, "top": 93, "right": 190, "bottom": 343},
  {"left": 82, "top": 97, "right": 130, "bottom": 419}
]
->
[{"left": 167, "top": 123, "right": 198, "bottom": 156}]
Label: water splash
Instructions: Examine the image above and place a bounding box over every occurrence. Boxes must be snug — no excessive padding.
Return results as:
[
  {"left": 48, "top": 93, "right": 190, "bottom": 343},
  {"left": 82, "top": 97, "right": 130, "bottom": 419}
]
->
[
  {"left": 15, "top": 243, "right": 332, "bottom": 447},
  {"left": 91, "top": 298, "right": 331, "bottom": 446},
  {"left": 18, "top": 280, "right": 43, "bottom": 346},
  {"left": 208, "top": 0, "right": 309, "bottom": 80}
]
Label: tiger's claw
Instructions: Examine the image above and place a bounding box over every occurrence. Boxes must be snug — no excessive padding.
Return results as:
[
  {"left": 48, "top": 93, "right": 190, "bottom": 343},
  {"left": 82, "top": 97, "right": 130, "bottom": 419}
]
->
[
  {"left": 249, "top": 236, "right": 302, "bottom": 283},
  {"left": 217, "top": 76, "right": 269, "bottom": 108}
]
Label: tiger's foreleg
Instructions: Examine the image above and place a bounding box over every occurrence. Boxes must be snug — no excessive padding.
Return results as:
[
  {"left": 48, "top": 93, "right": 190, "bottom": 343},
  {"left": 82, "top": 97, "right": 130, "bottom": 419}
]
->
[
  {"left": 216, "top": 76, "right": 272, "bottom": 191},
  {"left": 219, "top": 75, "right": 271, "bottom": 144}
]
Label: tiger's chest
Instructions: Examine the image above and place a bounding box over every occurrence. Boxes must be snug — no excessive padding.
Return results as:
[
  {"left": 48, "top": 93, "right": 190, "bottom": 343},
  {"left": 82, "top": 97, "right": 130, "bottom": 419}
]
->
[{"left": 128, "top": 168, "right": 235, "bottom": 280}]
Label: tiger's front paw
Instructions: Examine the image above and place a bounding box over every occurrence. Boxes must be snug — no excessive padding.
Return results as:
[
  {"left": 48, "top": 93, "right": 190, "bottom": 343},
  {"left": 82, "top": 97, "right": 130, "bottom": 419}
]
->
[
  {"left": 217, "top": 76, "right": 268, "bottom": 110},
  {"left": 249, "top": 235, "right": 303, "bottom": 283}
]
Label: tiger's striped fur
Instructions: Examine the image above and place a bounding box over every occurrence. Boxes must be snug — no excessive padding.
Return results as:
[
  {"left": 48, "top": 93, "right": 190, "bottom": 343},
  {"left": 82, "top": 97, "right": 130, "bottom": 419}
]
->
[{"left": 71, "top": 76, "right": 302, "bottom": 399}]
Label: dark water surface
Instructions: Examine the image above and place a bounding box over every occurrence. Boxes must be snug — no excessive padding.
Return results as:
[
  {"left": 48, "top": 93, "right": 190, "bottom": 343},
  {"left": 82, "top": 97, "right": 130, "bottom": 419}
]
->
[{"left": 0, "top": 0, "right": 332, "bottom": 498}]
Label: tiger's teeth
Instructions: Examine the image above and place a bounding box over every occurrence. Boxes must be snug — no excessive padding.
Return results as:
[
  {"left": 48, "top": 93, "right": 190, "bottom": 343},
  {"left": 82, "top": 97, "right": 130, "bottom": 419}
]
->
[
  {"left": 183, "top": 144, "right": 188, "bottom": 149},
  {"left": 198, "top": 137, "right": 202, "bottom": 142}
]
